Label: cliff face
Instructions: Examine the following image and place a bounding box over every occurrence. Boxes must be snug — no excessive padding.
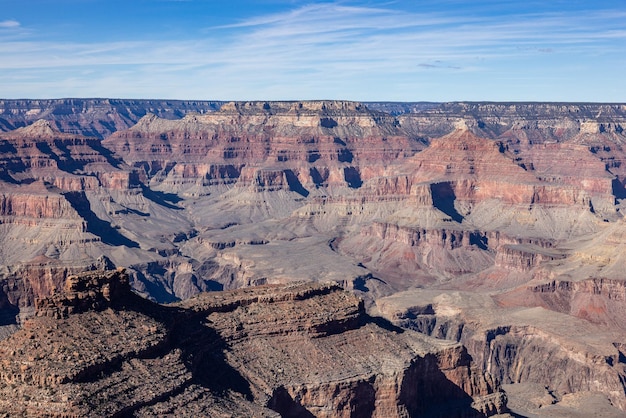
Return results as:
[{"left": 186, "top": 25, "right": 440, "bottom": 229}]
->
[
  {"left": 1, "top": 100, "right": 624, "bottom": 301},
  {"left": 0, "top": 270, "right": 506, "bottom": 417},
  {"left": 2, "top": 100, "right": 626, "bottom": 414},
  {"left": 0, "top": 98, "right": 223, "bottom": 138},
  {"left": 376, "top": 289, "right": 626, "bottom": 415},
  {"left": 102, "top": 101, "right": 423, "bottom": 193},
  {"left": 496, "top": 277, "right": 626, "bottom": 329},
  {"left": 396, "top": 102, "right": 626, "bottom": 141}
]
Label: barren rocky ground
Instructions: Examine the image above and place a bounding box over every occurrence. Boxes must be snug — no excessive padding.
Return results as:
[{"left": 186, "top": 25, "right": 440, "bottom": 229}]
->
[{"left": 1, "top": 99, "right": 626, "bottom": 416}]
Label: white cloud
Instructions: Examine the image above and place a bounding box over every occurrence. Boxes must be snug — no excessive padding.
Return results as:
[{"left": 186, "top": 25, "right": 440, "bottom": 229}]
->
[
  {"left": 0, "top": 3, "right": 624, "bottom": 101},
  {"left": 0, "top": 20, "right": 20, "bottom": 28}
]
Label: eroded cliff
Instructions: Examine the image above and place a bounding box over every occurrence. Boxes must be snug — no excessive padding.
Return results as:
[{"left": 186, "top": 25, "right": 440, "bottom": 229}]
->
[
  {"left": 0, "top": 270, "right": 506, "bottom": 417},
  {"left": 1, "top": 100, "right": 626, "bottom": 415}
]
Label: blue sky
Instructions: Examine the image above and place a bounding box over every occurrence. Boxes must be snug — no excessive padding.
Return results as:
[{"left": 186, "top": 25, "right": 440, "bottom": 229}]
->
[{"left": 0, "top": 0, "right": 624, "bottom": 102}]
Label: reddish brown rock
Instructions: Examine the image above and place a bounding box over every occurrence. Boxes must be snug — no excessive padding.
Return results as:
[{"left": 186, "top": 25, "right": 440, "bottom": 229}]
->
[
  {"left": 0, "top": 119, "right": 139, "bottom": 194},
  {"left": 102, "top": 101, "right": 424, "bottom": 191},
  {"left": 35, "top": 268, "right": 130, "bottom": 319},
  {"left": 1, "top": 100, "right": 626, "bottom": 416},
  {"left": 0, "top": 271, "right": 507, "bottom": 417}
]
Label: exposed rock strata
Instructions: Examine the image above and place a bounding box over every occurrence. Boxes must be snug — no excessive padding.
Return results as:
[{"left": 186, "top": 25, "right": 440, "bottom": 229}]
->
[
  {"left": 0, "top": 98, "right": 223, "bottom": 138},
  {"left": 375, "top": 289, "right": 626, "bottom": 413},
  {"left": 1, "top": 100, "right": 626, "bottom": 414},
  {"left": 0, "top": 270, "right": 507, "bottom": 417}
]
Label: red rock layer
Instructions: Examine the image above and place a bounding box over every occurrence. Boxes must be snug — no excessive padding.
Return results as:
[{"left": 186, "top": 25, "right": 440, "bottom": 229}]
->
[
  {"left": 496, "top": 278, "right": 626, "bottom": 329},
  {"left": 0, "top": 120, "right": 133, "bottom": 191},
  {"left": 103, "top": 101, "right": 425, "bottom": 189},
  {"left": 394, "top": 129, "right": 609, "bottom": 208}
]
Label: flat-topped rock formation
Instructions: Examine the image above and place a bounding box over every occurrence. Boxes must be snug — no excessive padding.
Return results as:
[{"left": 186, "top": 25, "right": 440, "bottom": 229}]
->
[
  {"left": 35, "top": 268, "right": 131, "bottom": 318},
  {"left": 102, "top": 100, "right": 422, "bottom": 196},
  {"left": 0, "top": 270, "right": 507, "bottom": 417},
  {"left": 0, "top": 98, "right": 223, "bottom": 138}
]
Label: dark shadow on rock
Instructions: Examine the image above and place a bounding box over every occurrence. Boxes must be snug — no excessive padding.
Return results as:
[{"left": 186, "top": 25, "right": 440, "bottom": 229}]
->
[
  {"left": 0, "top": 141, "right": 17, "bottom": 154},
  {"left": 98, "top": 290, "right": 253, "bottom": 407},
  {"left": 140, "top": 184, "right": 183, "bottom": 210},
  {"left": 309, "top": 167, "right": 325, "bottom": 188},
  {"left": 194, "top": 260, "right": 228, "bottom": 287},
  {"left": 337, "top": 148, "right": 354, "bottom": 163},
  {"left": 202, "top": 279, "right": 224, "bottom": 292},
  {"left": 172, "top": 312, "right": 253, "bottom": 400},
  {"left": 612, "top": 178, "right": 626, "bottom": 200},
  {"left": 88, "top": 141, "right": 123, "bottom": 168},
  {"left": 344, "top": 166, "right": 363, "bottom": 188},
  {"left": 129, "top": 268, "right": 179, "bottom": 304},
  {"left": 469, "top": 232, "right": 489, "bottom": 250},
  {"left": 307, "top": 151, "right": 321, "bottom": 163},
  {"left": 400, "top": 352, "right": 488, "bottom": 418},
  {"left": 0, "top": 308, "right": 18, "bottom": 327},
  {"left": 365, "top": 315, "right": 405, "bottom": 334},
  {"left": 284, "top": 169, "right": 309, "bottom": 197},
  {"left": 0, "top": 288, "right": 18, "bottom": 326},
  {"left": 0, "top": 118, "right": 17, "bottom": 131},
  {"left": 320, "top": 117, "right": 338, "bottom": 129},
  {"left": 63, "top": 191, "right": 140, "bottom": 248},
  {"left": 114, "top": 206, "right": 150, "bottom": 217},
  {"left": 269, "top": 381, "right": 377, "bottom": 418},
  {"left": 353, "top": 273, "right": 387, "bottom": 293},
  {"left": 0, "top": 141, "right": 26, "bottom": 179},
  {"left": 353, "top": 276, "right": 370, "bottom": 292},
  {"left": 431, "top": 182, "right": 464, "bottom": 223},
  {"left": 268, "top": 387, "right": 316, "bottom": 418},
  {"left": 36, "top": 141, "right": 86, "bottom": 173},
  {"left": 0, "top": 171, "right": 18, "bottom": 184}
]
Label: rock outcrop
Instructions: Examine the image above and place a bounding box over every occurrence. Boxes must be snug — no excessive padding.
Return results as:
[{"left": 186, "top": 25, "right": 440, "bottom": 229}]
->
[
  {"left": 102, "top": 100, "right": 423, "bottom": 193},
  {"left": 35, "top": 268, "right": 130, "bottom": 319},
  {"left": 0, "top": 270, "right": 507, "bottom": 417},
  {"left": 375, "top": 289, "right": 626, "bottom": 415}
]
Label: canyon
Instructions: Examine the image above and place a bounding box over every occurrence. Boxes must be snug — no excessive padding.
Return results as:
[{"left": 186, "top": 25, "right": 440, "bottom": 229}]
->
[{"left": 1, "top": 99, "right": 626, "bottom": 416}]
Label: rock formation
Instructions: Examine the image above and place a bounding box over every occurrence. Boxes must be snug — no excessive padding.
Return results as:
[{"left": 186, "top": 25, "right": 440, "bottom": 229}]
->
[
  {"left": 0, "top": 98, "right": 222, "bottom": 138},
  {"left": 1, "top": 100, "right": 626, "bottom": 414},
  {"left": 0, "top": 269, "right": 507, "bottom": 417}
]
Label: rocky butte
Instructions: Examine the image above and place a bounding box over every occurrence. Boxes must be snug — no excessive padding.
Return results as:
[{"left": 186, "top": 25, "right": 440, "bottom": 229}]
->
[{"left": 0, "top": 99, "right": 626, "bottom": 416}]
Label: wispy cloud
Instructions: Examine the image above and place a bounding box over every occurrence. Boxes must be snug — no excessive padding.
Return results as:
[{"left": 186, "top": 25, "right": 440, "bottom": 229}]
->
[
  {"left": 0, "top": 2, "right": 624, "bottom": 101},
  {"left": 419, "top": 62, "right": 462, "bottom": 70},
  {"left": 0, "top": 20, "right": 20, "bottom": 28}
]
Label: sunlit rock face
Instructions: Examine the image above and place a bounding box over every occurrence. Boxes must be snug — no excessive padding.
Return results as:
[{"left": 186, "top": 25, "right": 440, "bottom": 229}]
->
[
  {"left": 0, "top": 98, "right": 223, "bottom": 138},
  {"left": 1, "top": 100, "right": 626, "bottom": 415},
  {"left": 0, "top": 271, "right": 506, "bottom": 417}
]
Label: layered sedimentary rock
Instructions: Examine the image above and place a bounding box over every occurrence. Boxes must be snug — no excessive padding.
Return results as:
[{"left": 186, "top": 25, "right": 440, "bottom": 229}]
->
[
  {"left": 1, "top": 100, "right": 626, "bottom": 414},
  {"left": 0, "top": 120, "right": 143, "bottom": 324},
  {"left": 375, "top": 289, "right": 626, "bottom": 416},
  {"left": 0, "top": 98, "right": 222, "bottom": 138},
  {"left": 396, "top": 102, "right": 626, "bottom": 141},
  {"left": 0, "top": 119, "right": 137, "bottom": 190},
  {"left": 102, "top": 101, "right": 423, "bottom": 194},
  {"left": 0, "top": 270, "right": 506, "bottom": 417}
]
